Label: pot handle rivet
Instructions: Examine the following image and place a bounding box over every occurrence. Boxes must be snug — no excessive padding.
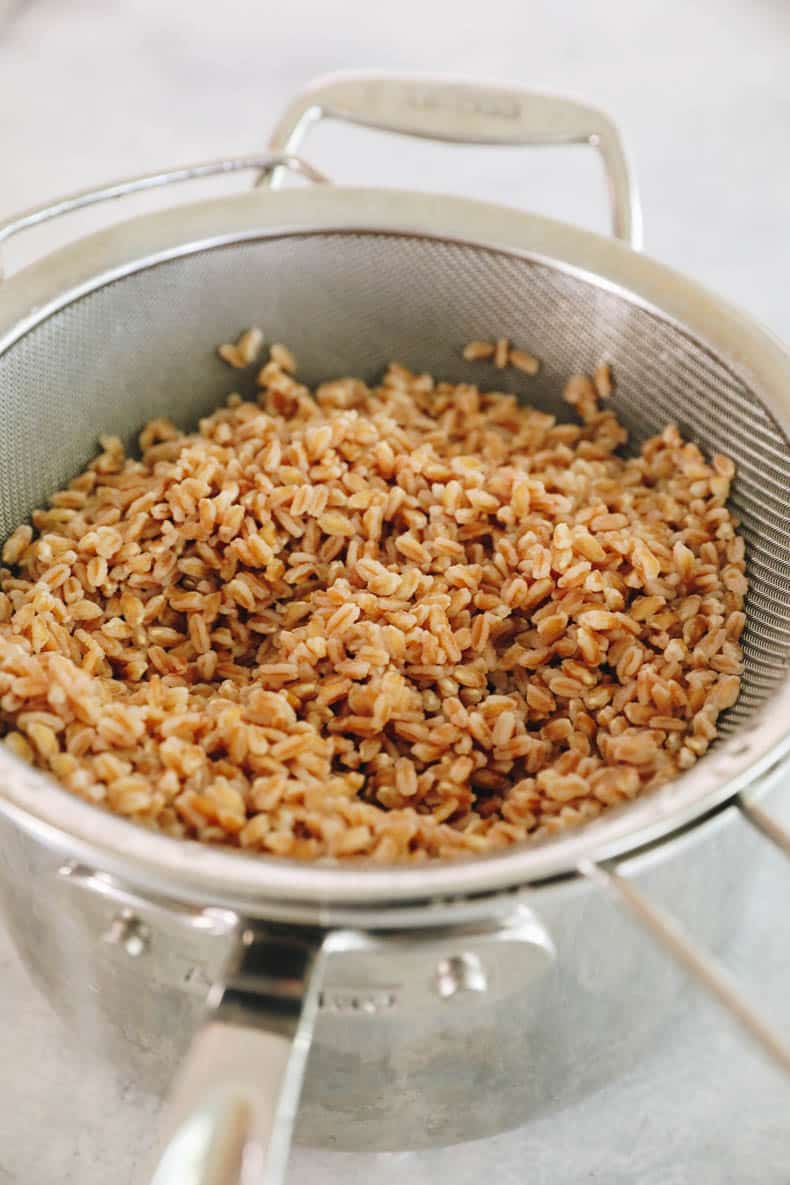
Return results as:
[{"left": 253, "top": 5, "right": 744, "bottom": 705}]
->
[
  {"left": 102, "top": 910, "right": 150, "bottom": 958},
  {"left": 434, "top": 952, "right": 487, "bottom": 999}
]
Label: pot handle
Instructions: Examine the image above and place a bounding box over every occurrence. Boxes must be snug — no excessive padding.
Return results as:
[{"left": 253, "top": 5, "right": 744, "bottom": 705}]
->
[
  {"left": 146, "top": 903, "right": 556, "bottom": 1183},
  {"left": 261, "top": 71, "right": 642, "bottom": 249},
  {"left": 148, "top": 925, "right": 363, "bottom": 1185}
]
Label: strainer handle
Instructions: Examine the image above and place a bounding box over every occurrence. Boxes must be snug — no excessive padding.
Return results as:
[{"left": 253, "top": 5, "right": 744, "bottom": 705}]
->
[
  {"left": 580, "top": 793, "right": 790, "bottom": 1079},
  {"left": 0, "top": 153, "right": 327, "bottom": 278},
  {"left": 261, "top": 71, "right": 643, "bottom": 249}
]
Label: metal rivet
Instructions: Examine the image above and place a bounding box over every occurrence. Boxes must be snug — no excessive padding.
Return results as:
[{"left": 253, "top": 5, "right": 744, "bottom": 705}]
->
[
  {"left": 434, "top": 953, "right": 487, "bottom": 1000},
  {"left": 102, "top": 910, "right": 150, "bottom": 957}
]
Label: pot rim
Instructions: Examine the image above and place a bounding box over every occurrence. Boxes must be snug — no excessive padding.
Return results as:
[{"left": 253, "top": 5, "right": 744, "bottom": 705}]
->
[{"left": 0, "top": 183, "right": 788, "bottom": 912}]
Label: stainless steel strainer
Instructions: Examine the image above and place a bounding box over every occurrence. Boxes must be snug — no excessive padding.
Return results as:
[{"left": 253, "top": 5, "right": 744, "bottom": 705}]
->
[{"left": 0, "top": 75, "right": 789, "bottom": 1184}]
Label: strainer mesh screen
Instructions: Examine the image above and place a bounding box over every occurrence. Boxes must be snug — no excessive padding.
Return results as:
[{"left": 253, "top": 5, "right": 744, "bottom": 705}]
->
[{"left": 1, "top": 233, "right": 788, "bottom": 732}]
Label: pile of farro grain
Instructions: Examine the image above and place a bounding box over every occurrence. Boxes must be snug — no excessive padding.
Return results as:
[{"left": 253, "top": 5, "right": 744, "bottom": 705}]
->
[{"left": 0, "top": 344, "right": 746, "bottom": 862}]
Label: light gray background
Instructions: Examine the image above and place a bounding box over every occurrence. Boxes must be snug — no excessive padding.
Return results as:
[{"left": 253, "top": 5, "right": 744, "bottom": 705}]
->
[{"left": 1, "top": 1, "right": 789, "bottom": 1182}]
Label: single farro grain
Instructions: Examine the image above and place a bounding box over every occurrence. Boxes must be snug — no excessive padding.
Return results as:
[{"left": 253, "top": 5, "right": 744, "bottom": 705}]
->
[
  {"left": 463, "top": 341, "right": 496, "bottom": 361},
  {"left": 593, "top": 362, "right": 613, "bottom": 398},
  {"left": 269, "top": 343, "right": 296, "bottom": 374},
  {"left": 0, "top": 346, "right": 746, "bottom": 861},
  {"left": 493, "top": 337, "right": 510, "bottom": 369},
  {"left": 509, "top": 348, "right": 541, "bottom": 376}
]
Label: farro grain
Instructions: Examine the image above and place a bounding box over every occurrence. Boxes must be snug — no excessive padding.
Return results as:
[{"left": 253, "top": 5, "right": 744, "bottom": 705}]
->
[
  {"left": 463, "top": 341, "right": 496, "bottom": 362},
  {"left": 509, "top": 348, "right": 541, "bottom": 376},
  {"left": 2, "top": 525, "right": 33, "bottom": 567},
  {"left": 593, "top": 363, "right": 613, "bottom": 398},
  {"left": 494, "top": 338, "right": 510, "bottom": 369},
  {"left": 270, "top": 343, "right": 297, "bottom": 374}
]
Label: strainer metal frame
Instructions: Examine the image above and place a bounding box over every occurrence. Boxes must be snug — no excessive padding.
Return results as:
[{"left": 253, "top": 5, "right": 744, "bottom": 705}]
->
[{"left": 0, "top": 74, "right": 789, "bottom": 1182}]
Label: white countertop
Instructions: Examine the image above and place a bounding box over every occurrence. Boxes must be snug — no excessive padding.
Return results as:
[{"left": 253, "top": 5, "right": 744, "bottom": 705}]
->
[{"left": 1, "top": 2, "right": 789, "bottom": 1182}]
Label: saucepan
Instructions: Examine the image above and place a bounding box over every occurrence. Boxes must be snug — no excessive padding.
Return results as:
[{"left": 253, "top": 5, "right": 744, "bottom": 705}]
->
[{"left": 0, "top": 74, "right": 788, "bottom": 1184}]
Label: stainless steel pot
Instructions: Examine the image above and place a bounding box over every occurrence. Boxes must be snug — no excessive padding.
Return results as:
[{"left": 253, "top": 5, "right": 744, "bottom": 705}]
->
[{"left": 0, "top": 74, "right": 788, "bottom": 1185}]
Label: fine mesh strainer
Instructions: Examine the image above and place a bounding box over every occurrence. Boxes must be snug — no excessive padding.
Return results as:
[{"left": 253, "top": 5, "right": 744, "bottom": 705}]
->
[{"left": 0, "top": 75, "right": 789, "bottom": 1184}]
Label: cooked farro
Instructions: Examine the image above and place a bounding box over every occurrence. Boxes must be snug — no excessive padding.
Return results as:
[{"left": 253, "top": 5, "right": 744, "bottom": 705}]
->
[{"left": 0, "top": 346, "right": 746, "bottom": 861}]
